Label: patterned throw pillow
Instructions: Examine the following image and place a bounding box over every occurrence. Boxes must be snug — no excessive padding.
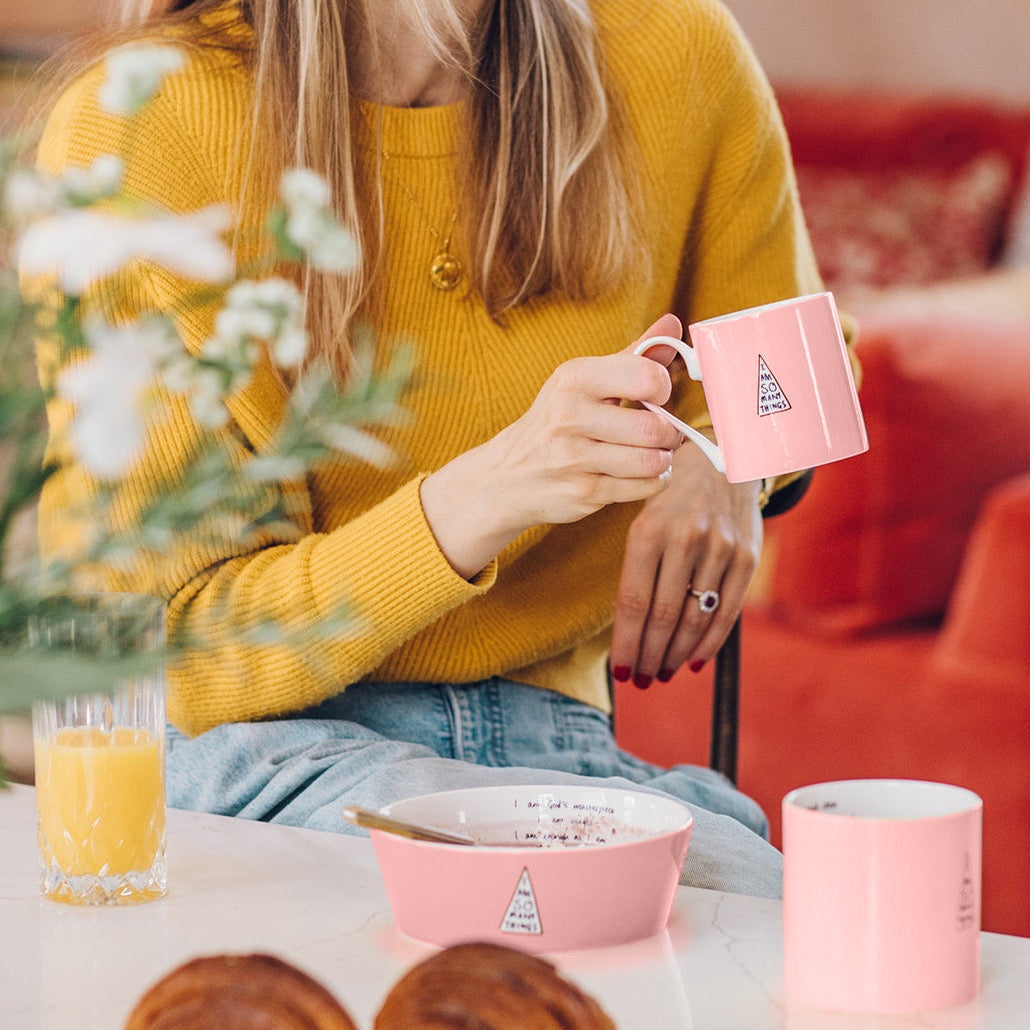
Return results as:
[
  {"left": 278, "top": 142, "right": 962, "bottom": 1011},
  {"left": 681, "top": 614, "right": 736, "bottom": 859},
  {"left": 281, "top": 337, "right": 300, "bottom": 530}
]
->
[{"left": 795, "top": 154, "right": 1013, "bottom": 291}]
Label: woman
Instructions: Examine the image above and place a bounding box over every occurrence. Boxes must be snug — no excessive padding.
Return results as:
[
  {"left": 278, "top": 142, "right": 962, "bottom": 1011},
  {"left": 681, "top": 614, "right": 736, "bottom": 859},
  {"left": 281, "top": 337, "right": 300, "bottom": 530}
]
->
[{"left": 37, "top": 0, "right": 835, "bottom": 897}]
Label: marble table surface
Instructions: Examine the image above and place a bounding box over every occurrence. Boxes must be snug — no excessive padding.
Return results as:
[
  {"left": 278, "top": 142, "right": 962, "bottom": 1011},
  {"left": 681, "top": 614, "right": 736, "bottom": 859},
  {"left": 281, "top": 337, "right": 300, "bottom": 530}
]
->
[{"left": 1, "top": 784, "right": 1028, "bottom": 1029}]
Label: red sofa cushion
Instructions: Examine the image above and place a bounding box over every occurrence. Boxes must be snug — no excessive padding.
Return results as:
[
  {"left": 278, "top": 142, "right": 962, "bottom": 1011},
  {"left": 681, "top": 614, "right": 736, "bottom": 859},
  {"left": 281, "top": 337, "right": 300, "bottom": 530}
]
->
[
  {"left": 776, "top": 88, "right": 1030, "bottom": 290},
  {"left": 935, "top": 473, "right": 1030, "bottom": 680},
  {"left": 763, "top": 316, "right": 1030, "bottom": 633}
]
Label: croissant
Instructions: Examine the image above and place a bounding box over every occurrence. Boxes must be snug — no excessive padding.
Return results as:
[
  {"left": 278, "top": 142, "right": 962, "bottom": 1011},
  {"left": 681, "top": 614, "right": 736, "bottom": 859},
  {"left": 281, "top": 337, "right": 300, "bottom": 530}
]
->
[
  {"left": 374, "top": 942, "right": 616, "bottom": 1029},
  {"left": 123, "top": 953, "right": 358, "bottom": 1030}
]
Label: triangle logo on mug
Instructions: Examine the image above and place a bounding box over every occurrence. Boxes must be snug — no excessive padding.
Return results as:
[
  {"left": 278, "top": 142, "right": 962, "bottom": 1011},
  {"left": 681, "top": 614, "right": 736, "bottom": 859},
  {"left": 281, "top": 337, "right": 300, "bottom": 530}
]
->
[{"left": 757, "top": 355, "right": 791, "bottom": 416}]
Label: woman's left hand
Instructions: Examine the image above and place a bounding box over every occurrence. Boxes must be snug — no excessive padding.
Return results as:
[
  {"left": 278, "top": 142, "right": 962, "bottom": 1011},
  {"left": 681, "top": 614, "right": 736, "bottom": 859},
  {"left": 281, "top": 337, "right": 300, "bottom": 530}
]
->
[{"left": 609, "top": 440, "right": 764, "bottom": 688}]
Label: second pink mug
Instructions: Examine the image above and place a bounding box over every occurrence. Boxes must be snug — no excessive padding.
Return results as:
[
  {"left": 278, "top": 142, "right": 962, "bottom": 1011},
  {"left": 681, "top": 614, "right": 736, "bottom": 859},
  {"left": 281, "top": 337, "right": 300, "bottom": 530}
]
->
[
  {"left": 782, "top": 778, "right": 982, "bottom": 1014},
  {"left": 633, "top": 291, "right": 867, "bottom": 483}
]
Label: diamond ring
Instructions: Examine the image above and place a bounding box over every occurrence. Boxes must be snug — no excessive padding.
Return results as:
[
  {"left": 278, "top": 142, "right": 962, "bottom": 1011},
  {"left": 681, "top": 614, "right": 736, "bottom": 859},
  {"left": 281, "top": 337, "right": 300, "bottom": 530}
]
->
[{"left": 690, "top": 588, "right": 720, "bottom": 614}]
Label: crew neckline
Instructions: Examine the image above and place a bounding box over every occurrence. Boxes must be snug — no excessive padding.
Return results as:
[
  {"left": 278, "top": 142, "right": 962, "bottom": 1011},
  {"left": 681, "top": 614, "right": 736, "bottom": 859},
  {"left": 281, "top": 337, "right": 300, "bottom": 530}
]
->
[{"left": 353, "top": 98, "right": 462, "bottom": 159}]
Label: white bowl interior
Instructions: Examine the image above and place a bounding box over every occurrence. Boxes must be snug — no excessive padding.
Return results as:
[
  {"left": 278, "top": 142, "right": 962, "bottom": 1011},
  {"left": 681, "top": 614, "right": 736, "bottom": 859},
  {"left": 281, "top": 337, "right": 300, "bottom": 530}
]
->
[{"left": 383, "top": 785, "right": 692, "bottom": 848}]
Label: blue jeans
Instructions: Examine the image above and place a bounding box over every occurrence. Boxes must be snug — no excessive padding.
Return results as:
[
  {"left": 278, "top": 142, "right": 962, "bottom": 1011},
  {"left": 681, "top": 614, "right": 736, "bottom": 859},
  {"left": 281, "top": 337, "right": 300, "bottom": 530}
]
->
[{"left": 167, "top": 678, "right": 782, "bottom": 898}]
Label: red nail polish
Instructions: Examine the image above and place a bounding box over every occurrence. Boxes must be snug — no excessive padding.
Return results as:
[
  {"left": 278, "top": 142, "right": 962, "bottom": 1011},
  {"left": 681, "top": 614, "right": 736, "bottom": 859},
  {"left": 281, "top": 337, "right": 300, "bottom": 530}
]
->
[
  {"left": 657, "top": 667, "right": 674, "bottom": 682},
  {"left": 611, "top": 665, "right": 631, "bottom": 683},
  {"left": 689, "top": 660, "right": 706, "bottom": 674},
  {"left": 633, "top": 673, "right": 653, "bottom": 690}
]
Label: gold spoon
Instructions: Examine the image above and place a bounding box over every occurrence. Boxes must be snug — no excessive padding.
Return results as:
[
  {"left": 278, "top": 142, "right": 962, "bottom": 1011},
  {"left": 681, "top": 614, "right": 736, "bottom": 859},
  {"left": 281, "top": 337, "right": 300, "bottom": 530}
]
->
[{"left": 342, "top": 805, "right": 477, "bottom": 846}]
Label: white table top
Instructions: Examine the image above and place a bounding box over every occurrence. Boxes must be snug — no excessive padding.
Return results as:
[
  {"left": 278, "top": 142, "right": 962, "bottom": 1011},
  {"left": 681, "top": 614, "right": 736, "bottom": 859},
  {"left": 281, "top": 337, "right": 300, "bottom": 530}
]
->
[{"left": 1, "top": 784, "right": 1027, "bottom": 1030}]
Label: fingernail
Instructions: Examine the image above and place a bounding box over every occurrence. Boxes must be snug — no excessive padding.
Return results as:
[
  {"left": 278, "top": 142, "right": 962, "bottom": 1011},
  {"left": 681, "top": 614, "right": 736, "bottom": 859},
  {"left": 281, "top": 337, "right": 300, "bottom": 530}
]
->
[
  {"left": 633, "top": 673, "right": 653, "bottom": 690},
  {"left": 657, "top": 667, "right": 674, "bottom": 682},
  {"left": 611, "top": 665, "right": 631, "bottom": 683},
  {"left": 689, "top": 660, "right": 706, "bottom": 674}
]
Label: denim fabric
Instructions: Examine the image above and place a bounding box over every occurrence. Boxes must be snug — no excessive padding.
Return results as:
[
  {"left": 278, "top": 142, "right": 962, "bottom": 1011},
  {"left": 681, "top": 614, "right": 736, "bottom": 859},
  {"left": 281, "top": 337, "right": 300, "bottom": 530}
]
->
[{"left": 167, "top": 678, "right": 782, "bottom": 898}]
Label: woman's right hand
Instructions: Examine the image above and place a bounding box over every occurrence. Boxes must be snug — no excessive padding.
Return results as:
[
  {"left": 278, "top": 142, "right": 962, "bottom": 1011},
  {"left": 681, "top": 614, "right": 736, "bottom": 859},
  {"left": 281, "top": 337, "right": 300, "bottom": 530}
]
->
[{"left": 420, "top": 314, "right": 685, "bottom": 579}]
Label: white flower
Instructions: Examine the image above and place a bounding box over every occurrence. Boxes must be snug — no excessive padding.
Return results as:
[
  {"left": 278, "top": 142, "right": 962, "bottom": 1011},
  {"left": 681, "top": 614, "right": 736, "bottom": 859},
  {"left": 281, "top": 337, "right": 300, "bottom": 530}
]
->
[
  {"left": 284, "top": 204, "right": 323, "bottom": 249},
  {"left": 305, "top": 223, "right": 359, "bottom": 273},
  {"left": 279, "top": 168, "right": 332, "bottom": 210},
  {"left": 189, "top": 367, "right": 230, "bottom": 428},
  {"left": 17, "top": 204, "right": 234, "bottom": 294},
  {"left": 98, "top": 44, "right": 185, "bottom": 117},
  {"left": 142, "top": 315, "right": 186, "bottom": 364},
  {"left": 159, "top": 354, "right": 196, "bottom": 395},
  {"left": 90, "top": 154, "right": 126, "bottom": 195},
  {"left": 278, "top": 167, "right": 359, "bottom": 274},
  {"left": 241, "top": 278, "right": 304, "bottom": 309},
  {"left": 57, "top": 319, "right": 170, "bottom": 479},
  {"left": 274, "top": 325, "right": 308, "bottom": 368},
  {"left": 59, "top": 155, "right": 124, "bottom": 204},
  {"left": 207, "top": 276, "right": 309, "bottom": 369},
  {"left": 4, "top": 157, "right": 125, "bottom": 226},
  {"left": 3, "top": 169, "right": 60, "bottom": 223},
  {"left": 214, "top": 304, "right": 276, "bottom": 343}
]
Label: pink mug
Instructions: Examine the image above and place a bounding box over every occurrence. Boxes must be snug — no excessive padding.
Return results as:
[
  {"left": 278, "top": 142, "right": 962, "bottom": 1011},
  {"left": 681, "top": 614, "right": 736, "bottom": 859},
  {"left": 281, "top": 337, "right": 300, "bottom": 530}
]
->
[
  {"left": 633, "top": 291, "right": 867, "bottom": 483},
  {"left": 782, "top": 779, "right": 982, "bottom": 1014}
]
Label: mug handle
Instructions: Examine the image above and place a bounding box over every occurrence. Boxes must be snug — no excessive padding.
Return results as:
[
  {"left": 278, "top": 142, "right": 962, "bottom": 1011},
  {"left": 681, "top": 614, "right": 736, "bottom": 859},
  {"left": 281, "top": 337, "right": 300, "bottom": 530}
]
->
[{"left": 632, "top": 335, "right": 726, "bottom": 475}]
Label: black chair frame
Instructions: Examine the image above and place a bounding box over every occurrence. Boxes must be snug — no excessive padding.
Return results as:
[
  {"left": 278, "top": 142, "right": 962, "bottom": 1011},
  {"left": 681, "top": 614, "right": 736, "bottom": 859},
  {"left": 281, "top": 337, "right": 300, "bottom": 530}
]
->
[{"left": 709, "top": 470, "right": 813, "bottom": 784}]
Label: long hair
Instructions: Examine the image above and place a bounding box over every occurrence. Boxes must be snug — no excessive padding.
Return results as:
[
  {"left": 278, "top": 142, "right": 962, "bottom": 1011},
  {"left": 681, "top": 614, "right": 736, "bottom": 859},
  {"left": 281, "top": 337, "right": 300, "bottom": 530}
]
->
[{"left": 77, "top": 1, "right": 641, "bottom": 379}]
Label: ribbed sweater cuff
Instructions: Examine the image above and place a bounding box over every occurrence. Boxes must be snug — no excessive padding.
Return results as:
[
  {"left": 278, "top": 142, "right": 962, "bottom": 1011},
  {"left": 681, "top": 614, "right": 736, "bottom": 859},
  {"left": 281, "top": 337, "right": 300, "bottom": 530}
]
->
[{"left": 309, "top": 475, "right": 497, "bottom": 630}]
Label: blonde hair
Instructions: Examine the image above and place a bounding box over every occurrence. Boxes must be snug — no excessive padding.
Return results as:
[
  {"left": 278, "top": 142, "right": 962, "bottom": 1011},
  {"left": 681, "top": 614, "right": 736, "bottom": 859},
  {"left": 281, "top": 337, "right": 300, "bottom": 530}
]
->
[{"left": 88, "top": 1, "right": 641, "bottom": 378}]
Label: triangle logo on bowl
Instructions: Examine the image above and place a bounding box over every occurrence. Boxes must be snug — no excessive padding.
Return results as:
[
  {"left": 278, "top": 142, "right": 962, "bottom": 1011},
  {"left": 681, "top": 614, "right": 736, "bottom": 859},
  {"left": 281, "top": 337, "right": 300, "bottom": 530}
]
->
[{"left": 500, "top": 867, "right": 543, "bottom": 935}]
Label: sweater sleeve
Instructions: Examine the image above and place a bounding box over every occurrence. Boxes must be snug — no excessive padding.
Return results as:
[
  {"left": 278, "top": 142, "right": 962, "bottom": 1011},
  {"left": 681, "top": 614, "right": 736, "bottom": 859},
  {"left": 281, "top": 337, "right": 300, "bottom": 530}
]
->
[{"left": 35, "top": 55, "right": 495, "bottom": 738}]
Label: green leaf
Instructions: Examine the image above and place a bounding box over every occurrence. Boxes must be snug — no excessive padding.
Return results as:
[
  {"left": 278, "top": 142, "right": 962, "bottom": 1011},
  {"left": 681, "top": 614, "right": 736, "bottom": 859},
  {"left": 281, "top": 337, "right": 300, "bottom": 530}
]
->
[
  {"left": 0, "top": 649, "right": 163, "bottom": 713},
  {"left": 267, "top": 207, "right": 305, "bottom": 262},
  {"left": 0, "top": 461, "right": 55, "bottom": 522}
]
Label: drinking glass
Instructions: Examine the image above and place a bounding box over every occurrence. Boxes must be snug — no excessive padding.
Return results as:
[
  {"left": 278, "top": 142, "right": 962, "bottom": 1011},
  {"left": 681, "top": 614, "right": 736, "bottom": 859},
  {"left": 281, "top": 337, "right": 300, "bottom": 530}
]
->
[{"left": 31, "top": 593, "right": 167, "bottom": 905}]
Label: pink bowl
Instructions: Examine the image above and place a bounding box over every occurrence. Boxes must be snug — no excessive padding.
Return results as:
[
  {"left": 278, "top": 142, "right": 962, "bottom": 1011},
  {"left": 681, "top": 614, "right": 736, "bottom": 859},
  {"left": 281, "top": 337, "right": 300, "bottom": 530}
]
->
[{"left": 369, "top": 785, "right": 693, "bottom": 953}]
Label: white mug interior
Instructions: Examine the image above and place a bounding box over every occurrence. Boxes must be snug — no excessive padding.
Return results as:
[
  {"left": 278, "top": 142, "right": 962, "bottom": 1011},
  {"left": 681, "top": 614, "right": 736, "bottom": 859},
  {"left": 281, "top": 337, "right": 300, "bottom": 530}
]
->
[{"left": 784, "top": 778, "right": 982, "bottom": 821}]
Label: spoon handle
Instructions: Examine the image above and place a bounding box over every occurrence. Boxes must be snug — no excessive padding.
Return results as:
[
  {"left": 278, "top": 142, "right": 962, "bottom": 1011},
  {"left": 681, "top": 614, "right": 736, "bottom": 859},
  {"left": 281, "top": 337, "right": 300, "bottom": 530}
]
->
[{"left": 342, "top": 805, "right": 476, "bottom": 846}]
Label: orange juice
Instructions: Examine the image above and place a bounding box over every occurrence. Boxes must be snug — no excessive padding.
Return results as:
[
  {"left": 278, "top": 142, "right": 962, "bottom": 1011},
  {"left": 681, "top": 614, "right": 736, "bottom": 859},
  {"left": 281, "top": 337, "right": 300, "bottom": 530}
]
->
[{"left": 34, "top": 726, "right": 165, "bottom": 880}]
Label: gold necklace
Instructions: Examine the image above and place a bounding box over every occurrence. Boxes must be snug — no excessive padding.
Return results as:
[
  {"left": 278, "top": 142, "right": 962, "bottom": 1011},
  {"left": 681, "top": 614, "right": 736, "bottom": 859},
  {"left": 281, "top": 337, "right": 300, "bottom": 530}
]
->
[
  {"left": 380, "top": 148, "right": 463, "bottom": 292},
  {"left": 424, "top": 206, "right": 463, "bottom": 292}
]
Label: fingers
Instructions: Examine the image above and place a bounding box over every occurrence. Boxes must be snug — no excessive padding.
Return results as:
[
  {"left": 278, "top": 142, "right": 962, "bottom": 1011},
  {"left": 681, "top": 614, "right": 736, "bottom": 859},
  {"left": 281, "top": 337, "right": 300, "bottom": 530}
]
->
[
  {"left": 577, "top": 440, "right": 674, "bottom": 480},
  {"left": 552, "top": 352, "right": 674, "bottom": 409},
  {"left": 611, "top": 514, "right": 719, "bottom": 688},
  {"left": 479, "top": 320, "right": 689, "bottom": 535},
  {"left": 611, "top": 540, "right": 692, "bottom": 690},
  {"left": 609, "top": 535, "right": 664, "bottom": 690},
  {"left": 661, "top": 546, "right": 754, "bottom": 676},
  {"left": 609, "top": 491, "right": 761, "bottom": 688},
  {"left": 590, "top": 471, "right": 674, "bottom": 508},
  {"left": 637, "top": 313, "right": 683, "bottom": 344},
  {"left": 577, "top": 400, "right": 682, "bottom": 451},
  {"left": 625, "top": 312, "right": 684, "bottom": 370}
]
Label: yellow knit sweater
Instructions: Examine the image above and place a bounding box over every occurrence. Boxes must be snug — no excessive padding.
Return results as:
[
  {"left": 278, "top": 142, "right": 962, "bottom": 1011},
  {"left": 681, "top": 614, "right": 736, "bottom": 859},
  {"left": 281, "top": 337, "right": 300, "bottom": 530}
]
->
[{"left": 38, "top": 0, "right": 827, "bottom": 737}]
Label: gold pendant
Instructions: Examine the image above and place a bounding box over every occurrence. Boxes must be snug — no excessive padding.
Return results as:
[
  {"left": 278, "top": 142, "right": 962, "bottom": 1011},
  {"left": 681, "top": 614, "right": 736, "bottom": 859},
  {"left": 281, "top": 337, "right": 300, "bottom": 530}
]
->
[{"left": 430, "top": 251, "right": 462, "bottom": 291}]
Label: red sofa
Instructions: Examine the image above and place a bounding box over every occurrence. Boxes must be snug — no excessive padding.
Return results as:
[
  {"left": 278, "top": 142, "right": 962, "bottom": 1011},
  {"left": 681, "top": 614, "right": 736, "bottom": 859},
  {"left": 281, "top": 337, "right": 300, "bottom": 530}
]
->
[{"left": 615, "top": 89, "right": 1030, "bottom": 937}]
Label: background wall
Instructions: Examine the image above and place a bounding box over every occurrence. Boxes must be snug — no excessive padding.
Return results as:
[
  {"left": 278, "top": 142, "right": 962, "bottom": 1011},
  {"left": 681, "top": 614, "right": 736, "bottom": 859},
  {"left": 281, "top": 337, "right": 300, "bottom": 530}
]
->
[
  {"left": 0, "top": 0, "right": 120, "bottom": 55},
  {"left": 3, "top": 0, "right": 1030, "bottom": 105},
  {"left": 726, "top": 0, "right": 1030, "bottom": 104}
]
